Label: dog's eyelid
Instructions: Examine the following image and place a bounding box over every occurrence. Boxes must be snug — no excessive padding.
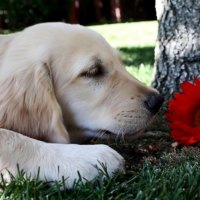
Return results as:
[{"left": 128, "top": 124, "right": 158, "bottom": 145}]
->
[{"left": 80, "top": 64, "right": 105, "bottom": 78}]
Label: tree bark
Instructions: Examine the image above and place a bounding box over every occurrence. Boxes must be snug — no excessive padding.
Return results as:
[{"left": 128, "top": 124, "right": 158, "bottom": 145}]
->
[{"left": 152, "top": 0, "right": 200, "bottom": 100}]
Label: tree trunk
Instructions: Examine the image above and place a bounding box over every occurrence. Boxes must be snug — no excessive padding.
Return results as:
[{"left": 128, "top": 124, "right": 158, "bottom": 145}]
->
[{"left": 152, "top": 0, "right": 200, "bottom": 100}]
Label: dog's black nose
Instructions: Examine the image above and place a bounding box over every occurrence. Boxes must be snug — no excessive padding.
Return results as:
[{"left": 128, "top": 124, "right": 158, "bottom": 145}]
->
[{"left": 144, "top": 93, "right": 164, "bottom": 114}]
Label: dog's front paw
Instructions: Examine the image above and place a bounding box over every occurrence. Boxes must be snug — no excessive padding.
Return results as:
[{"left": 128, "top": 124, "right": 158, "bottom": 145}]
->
[
  {"left": 0, "top": 139, "right": 124, "bottom": 189},
  {"left": 74, "top": 144, "right": 124, "bottom": 177},
  {"left": 47, "top": 144, "right": 125, "bottom": 188}
]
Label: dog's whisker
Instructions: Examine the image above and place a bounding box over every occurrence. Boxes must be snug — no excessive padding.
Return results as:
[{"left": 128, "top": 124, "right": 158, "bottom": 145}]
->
[
  {"left": 114, "top": 125, "right": 124, "bottom": 144},
  {"left": 97, "top": 130, "right": 106, "bottom": 140},
  {"left": 120, "top": 126, "right": 126, "bottom": 144}
]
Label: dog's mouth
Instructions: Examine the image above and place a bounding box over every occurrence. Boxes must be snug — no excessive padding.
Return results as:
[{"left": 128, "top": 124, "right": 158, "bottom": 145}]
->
[
  {"left": 82, "top": 115, "right": 156, "bottom": 139},
  {"left": 96, "top": 129, "right": 116, "bottom": 135},
  {"left": 82, "top": 127, "right": 147, "bottom": 139},
  {"left": 82, "top": 128, "right": 115, "bottom": 137}
]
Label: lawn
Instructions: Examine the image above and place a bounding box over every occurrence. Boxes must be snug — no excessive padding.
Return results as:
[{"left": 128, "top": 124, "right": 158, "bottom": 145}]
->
[
  {"left": 1, "top": 21, "right": 200, "bottom": 200},
  {"left": 90, "top": 21, "right": 157, "bottom": 85}
]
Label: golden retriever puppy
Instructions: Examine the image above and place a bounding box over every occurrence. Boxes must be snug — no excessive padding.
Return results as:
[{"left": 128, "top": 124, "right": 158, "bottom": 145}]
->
[{"left": 0, "top": 23, "right": 163, "bottom": 188}]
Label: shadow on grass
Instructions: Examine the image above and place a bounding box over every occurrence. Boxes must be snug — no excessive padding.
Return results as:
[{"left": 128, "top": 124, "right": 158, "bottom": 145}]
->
[{"left": 118, "top": 46, "right": 154, "bottom": 67}]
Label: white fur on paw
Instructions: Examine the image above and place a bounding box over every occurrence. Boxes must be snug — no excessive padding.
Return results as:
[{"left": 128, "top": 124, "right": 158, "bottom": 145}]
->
[
  {"left": 0, "top": 143, "right": 124, "bottom": 189},
  {"left": 45, "top": 144, "right": 125, "bottom": 188}
]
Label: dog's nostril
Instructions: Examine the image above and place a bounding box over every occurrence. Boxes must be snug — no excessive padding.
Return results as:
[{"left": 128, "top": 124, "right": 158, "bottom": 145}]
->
[{"left": 144, "top": 93, "right": 164, "bottom": 114}]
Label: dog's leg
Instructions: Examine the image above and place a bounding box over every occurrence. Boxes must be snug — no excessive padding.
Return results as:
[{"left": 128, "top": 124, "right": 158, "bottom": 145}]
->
[{"left": 0, "top": 128, "right": 124, "bottom": 189}]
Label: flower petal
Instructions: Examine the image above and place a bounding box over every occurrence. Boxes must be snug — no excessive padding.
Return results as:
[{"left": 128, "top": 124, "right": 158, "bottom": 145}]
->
[{"left": 166, "top": 78, "right": 200, "bottom": 145}]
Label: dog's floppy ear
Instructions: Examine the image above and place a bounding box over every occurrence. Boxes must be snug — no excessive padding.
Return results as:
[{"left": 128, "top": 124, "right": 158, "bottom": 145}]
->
[{"left": 0, "top": 61, "right": 70, "bottom": 143}]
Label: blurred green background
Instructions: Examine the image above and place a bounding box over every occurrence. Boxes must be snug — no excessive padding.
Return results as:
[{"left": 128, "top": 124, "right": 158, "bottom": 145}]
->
[
  {"left": 0, "top": 0, "right": 156, "bottom": 30},
  {"left": 0, "top": 0, "right": 157, "bottom": 85}
]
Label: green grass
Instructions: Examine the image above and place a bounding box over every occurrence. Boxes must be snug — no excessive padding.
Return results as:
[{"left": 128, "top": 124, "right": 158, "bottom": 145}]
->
[
  {"left": 90, "top": 21, "right": 157, "bottom": 48},
  {"left": 2, "top": 21, "right": 200, "bottom": 199},
  {"left": 90, "top": 21, "right": 158, "bottom": 85},
  {"left": 2, "top": 146, "right": 200, "bottom": 200}
]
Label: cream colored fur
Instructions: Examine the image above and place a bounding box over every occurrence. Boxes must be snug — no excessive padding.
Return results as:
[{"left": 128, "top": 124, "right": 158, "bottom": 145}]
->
[{"left": 0, "top": 23, "right": 157, "bottom": 188}]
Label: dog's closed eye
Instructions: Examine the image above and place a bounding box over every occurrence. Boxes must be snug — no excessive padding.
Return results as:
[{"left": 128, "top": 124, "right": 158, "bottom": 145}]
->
[{"left": 80, "top": 64, "right": 104, "bottom": 78}]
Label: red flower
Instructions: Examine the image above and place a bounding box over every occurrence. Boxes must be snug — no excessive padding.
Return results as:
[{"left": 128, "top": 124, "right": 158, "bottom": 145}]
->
[{"left": 166, "top": 78, "right": 200, "bottom": 145}]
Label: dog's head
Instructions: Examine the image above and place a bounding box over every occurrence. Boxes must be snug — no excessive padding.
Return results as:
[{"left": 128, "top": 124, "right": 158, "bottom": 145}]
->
[
  {"left": 0, "top": 23, "right": 163, "bottom": 143},
  {"left": 41, "top": 23, "right": 163, "bottom": 140}
]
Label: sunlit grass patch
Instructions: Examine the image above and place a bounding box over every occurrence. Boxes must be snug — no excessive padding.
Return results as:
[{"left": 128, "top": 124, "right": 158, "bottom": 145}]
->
[
  {"left": 90, "top": 21, "right": 157, "bottom": 85},
  {"left": 90, "top": 21, "right": 158, "bottom": 48},
  {"left": 126, "top": 64, "right": 153, "bottom": 86}
]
